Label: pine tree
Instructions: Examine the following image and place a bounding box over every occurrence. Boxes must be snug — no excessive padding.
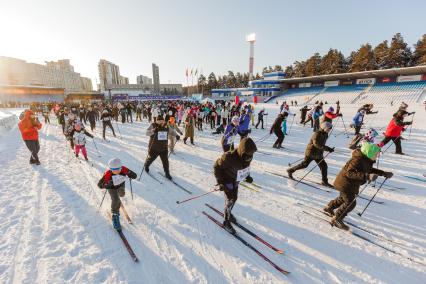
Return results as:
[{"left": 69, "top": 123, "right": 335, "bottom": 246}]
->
[
  {"left": 320, "top": 49, "right": 347, "bottom": 74},
  {"left": 305, "top": 53, "right": 322, "bottom": 76},
  {"left": 198, "top": 74, "right": 207, "bottom": 94},
  {"left": 349, "top": 44, "right": 376, "bottom": 72},
  {"left": 274, "top": 65, "right": 283, "bottom": 71},
  {"left": 284, "top": 65, "right": 294, "bottom": 78},
  {"left": 373, "top": 40, "right": 390, "bottom": 69},
  {"left": 413, "top": 34, "right": 426, "bottom": 66},
  {"left": 293, "top": 61, "right": 307, "bottom": 77},
  {"left": 387, "top": 33, "right": 412, "bottom": 68},
  {"left": 226, "top": 71, "right": 237, "bottom": 88},
  {"left": 207, "top": 72, "right": 218, "bottom": 92}
]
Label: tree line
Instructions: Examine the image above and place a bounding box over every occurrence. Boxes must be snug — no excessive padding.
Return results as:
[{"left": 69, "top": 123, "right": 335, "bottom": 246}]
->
[{"left": 188, "top": 33, "right": 426, "bottom": 95}]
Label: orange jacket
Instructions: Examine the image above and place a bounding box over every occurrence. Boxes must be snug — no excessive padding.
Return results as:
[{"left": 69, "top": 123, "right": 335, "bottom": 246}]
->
[{"left": 18, "top": 110, "right": 42, "bottom": 140}]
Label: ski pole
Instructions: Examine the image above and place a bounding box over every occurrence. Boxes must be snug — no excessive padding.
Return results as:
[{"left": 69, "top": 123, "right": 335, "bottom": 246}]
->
[
  {"left": 382, "top": 137, "right": 397, "bottom": 155},
  {"left": 130, "top": 179, "right": 134, "bottom": 201},
  {"left": 408, "top": 113, "right": 415, "bottom": 139},
  {"left": 255, "top": 133, "right": 271, "bottom": 143},
  {"left": 92, "top": 137, "right": 101, "bottom": 157},
  {"left": 295, "top": 151, "right": 332, "bottom": 186},
  {"left": 98, "top": 188, "right": 108, "bottom": 211},
  {"left": 288, "top": 157, "right": 304, "bottom": 167},
  {"left": 357, "top": 178, "right": 388, "bottom": 217},
  {"left": 340, "top": 116, "right": 349, "bottom": 138},
  {"left": 373, "top": 157, "right": 380, "bottom": 188},
  {"left": 168, "top": 138, "right": 178, "bottom": 158},
  {"left": 115, "top": 120, "right": 122, "bottom": 139},
  {"left": 287, "top": 115, "right": 296, "bottom": 135},
  {"left": 176, "top": 188, "right": 219, "bottom": 204}
]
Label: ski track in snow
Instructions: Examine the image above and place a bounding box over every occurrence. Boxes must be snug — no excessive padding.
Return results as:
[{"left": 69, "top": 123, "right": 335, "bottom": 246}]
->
[{"left": 0, "top": 104, "right": 426, "bottom": 284}]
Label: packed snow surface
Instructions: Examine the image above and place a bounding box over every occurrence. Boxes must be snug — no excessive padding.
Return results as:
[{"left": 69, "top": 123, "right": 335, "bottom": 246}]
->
[{"left": 0, "top": 103, "right": 425, "bottom": 284}]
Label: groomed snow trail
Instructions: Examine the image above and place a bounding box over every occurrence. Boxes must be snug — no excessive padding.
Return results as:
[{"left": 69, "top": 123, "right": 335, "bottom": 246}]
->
[{"left": 0, "top": 104, "right": 425, "bottom": 284}]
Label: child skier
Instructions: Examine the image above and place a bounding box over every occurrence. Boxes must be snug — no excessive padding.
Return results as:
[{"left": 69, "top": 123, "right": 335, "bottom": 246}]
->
[
  {"left": 221, "top": 116, "right": 240, "bottom": 152},
  {"left": 167, "top": 117, "right": 183, "bottom": 154},
  {"left": 97, "top": 158, "right": 137, "bottom": 230},
  {"left": 70, "top": 123, "right": 94, "bottom": 161}
]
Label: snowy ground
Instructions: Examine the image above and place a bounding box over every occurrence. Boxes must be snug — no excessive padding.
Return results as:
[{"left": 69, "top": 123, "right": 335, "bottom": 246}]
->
[{"left": 0, "top": 103, "right": 425, "bottom": 284}]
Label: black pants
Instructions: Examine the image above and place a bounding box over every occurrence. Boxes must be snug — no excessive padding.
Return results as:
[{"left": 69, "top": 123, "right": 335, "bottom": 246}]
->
[
  {"left": 108, "top": 185, "right": 125, "bottom": 214},
  {"left": 102, "top": 121, "right": 116, "bottom": 139},
  {"left": 127, "top": 112, "right": 133, "bottom": 123},
  {"left": 89, "top": 119, "right": 96, "bottom": 131},
  {"left": 224, "top": 185, "right": 238, "bottom": 221},
  {"left": 121, "top": 114, "right": 126, "bottom": 123},
  {"left": 288, "top": 156, "right": 328, "bottom": 183},
  {"left": 145, "top": 150, "right": 170, "bottom": 175},
  {"left": 327, "top": 190, "right": 356, "bottom": 220},
  {"left": 44, "top": 115, "right": 50, "bottom": 124},
  {"left": 300, "top": 114, "right": 306, "bottom": 124},
  {"left": 273, "top": 130, "right": 284, "bottom": 147},
  {"left": 24, "top": 140, "right": 40, "bottom": 163},
  {"left": 313, "top": 118, "right": 320, "bottom": 132},
  {"left": 354, "top": 124, "right": 362, "bottom": 135},
  {"left": 304, "top": 117, "right": 313, "bottom": 128},
  {"left": 210, "top": 118, "right": 215, "bottom": 129},
  {"left": 255, "top": 118, "right": 264, "bottom": 129},
  {"left": 381, "top": 136, "right": 402, "bottom": 154}
]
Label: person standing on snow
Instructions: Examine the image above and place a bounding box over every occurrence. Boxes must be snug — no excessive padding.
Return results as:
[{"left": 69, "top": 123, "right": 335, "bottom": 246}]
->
[
  {"left": 221, "top": 116, "right": 240, "bottom": 152},
  {"left": 101, "top": 109, "right": 116, "bottom": 140},
  {"left": 213, "top": 137, "right": 257, "bottom": 234},
  {"left": 97, "top": 158, "right": 137, "bottom": 231},
  {"left": 324, "top": 142, "right": 393, "bottom": 230},
  {"left": 183, "top": 110, "right": 195, "bottom": 145},
  {"left": 287, "top": 121, "right": 334, "bottom": 187},
  {"left": 70, "top": 123, "right": 94, "bottom": 161},
  {"left": 18, "top": 109, "right": 42, "bottom": 165},
  {"left": 86, "top": 106, "right": 97, "bottom": 131},
  {"left": 167, "top": 117, "right": 183, "bottom": 154},
  {"left": 255, "top": 108, "right": 267, "bottom": 129},
  {"left": 238, "top": 106, "right": 252, "bottom": 138},
  {"left": 270, "top": 113, "right": 286, "bottom": 149}
]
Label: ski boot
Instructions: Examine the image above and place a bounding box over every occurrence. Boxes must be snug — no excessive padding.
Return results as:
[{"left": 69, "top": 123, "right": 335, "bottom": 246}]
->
[
  {"left": 223, "top": 220, "right": 236, "bottom": 235},
  {"left": 321, "top": 181, "right": 334, "bottom": 188},
  {"left": 287, "top": 169, "right": 295, "bottom": 180},
  {"left": 229, "top": 214, "right": 237, "bottom": 223},
  {"left": 323, "top": 206, "right": 335, "bottom": 217},
  {"left": 112, "top": 213, "right": 122, "bottom": 231},
  {"left": 144, "top": 166, "right": 150, "bottom": 173},
  {"left": 331, "top": 217, "right": 349, "bottom": 231},
  {"left": 165, "top": 172, "right": 172, "bottom": 180}
]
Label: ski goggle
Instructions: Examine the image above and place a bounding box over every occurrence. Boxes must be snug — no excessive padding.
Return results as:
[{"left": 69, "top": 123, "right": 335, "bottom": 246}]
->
[{"left": 110, "top": 167, "right": 121, "bottom": 171}]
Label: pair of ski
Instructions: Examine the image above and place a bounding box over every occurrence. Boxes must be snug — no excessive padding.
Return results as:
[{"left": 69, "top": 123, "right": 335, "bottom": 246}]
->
[
  {"left": 298, "top": 202, "right": 425, "bottom": 266},
  {"left": 203, "top": 203, "right": 290, "bottom": 275},
  {"left": 240, "top": 181, "right": 262, "bottom": 192},
  {"left": 107, "top": 202, "right": 138, "bottom": 262},
  {"left": 266, "top": 170, "right": 384, "bottom": 205}
]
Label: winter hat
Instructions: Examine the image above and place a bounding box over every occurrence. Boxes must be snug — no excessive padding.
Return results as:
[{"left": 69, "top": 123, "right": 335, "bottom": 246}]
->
[
  {"left": 157, "top": 115, "right": 164, "bottom": 121},
  {"left": 360, "top": 142, "right": 381, "bottom": 160},
  {"left": 74, "top": 123, "right": 82, "bottom": 131},
  {"left": 320, "top": 121, "right": 332, "bottom": 130},
  {"left": 108, "top": 158, "right": 122, "bottom": 171},
  {"left": 328, "top": 106, "right": 334, "bottom": 112},
  {"left": 367, "top": 128, "right": 378, "bottom": 138},
  {"left": 231, "top": 116, "right": 240, "bottom": 124}
]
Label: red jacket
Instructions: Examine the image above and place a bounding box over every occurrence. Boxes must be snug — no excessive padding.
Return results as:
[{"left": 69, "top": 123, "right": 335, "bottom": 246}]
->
[
  {"left": 18, "top": 110, "right": 42, "bottom": 141},
  {"left": 385, "top": 118, "right": 404, "bottom": 137}
]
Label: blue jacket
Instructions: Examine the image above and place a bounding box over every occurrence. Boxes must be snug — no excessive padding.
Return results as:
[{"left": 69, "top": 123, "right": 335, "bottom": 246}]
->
[
  {"left": 352, "top": 112, "right": 364, "bottom": 126},
  {"left": 238, "top": 109, "right": 252, "bottom": 132},
  {"left": 223, "top": 124, "right": 238, "bottom": 146}
]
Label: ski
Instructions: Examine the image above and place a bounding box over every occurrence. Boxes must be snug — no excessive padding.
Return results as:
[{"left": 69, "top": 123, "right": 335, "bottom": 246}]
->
[
  {"left": 157, "top": 172, "right": 192, "bottom": 194},
  {"left": 358, "top": 195, "right": 384, "bottom": 205},
  {"left": 301, "top": 209, "right": 425, "bottom": 266},
  {"left": 245, "top": 181, "right": 262, "bottom": 189},
  {"left": 256, "top": 150, "right": 272, "bottom": 156},
  {"left": 145, "top": 171, "right": 163, "bottom": 184},
  {"left": 120, "top": 203, "right": 133, "bottom": 224},
  {"left": 239, "top": 182, "right": 259, "bottom": 192},
  {"left": 117, "top": 229, "right": 139, "bottom": 262},
  {"left": 403, "top": 175, "right": 426, "bottom": 183},
  {"left": 205, "top": 204, "right": 284, "bottom": 254},
  {"left": 266, "top": 170, "right": 330, "bottom": 193},
  {"left": 202, "top": 211, "right": 289, "bottom": 275}
]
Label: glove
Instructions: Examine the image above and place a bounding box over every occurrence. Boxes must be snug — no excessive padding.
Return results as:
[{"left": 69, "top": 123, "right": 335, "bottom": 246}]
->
[
  {"left": 406, "top": 121, "right": 412, "bottom": 125},
  {"left": 338, "top": 113, "right": 343, "bottom": 117},
  {"left": 176, "top": 135, "right": 180, "bottom": 141},
  {"left": 245, "top": 176, "right": 253, "bottom": 183},
  {"left": 326, "top": 146, "right": 334, "bottom": 153},
  {"left": 105, "top": 181, "right": 114, "bottom": 189},
  {"left": 383, "top": 172, "right": 393, "bottom": 179},
  {"left": 127, "top": 170, "right": 137, "bottom": 179},
  {"left": 293, "top": 114, "right": 296, "bottom": 116},
  {"left": 97, "top": 180, "right": 104, "bottom": 189},
  {"left": 367, "top": 173, "right": 378, "bottom": 182},
  {"left": 410, "top": 111, "right": 416, "bottom": 115}
]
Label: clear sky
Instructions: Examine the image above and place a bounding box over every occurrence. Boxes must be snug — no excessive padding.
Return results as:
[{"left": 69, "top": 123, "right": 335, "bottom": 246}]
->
[{"left": 0, "top": 0, "right": 425, "bottom": 86}]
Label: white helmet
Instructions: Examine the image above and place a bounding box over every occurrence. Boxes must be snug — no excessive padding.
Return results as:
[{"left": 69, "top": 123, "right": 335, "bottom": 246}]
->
[{"left": 108, "top": 158, "right": 122, "bottom": 171}]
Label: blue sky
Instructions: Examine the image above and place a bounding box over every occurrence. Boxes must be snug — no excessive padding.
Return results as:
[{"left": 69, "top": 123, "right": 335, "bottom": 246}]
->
[{"left": 0, "top": 0, "right": 425, "bottom": 86}]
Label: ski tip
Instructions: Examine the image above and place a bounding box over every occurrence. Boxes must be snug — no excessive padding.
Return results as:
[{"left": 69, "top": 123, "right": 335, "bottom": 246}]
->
[
  {"left": 176, "top": 201, "right": 180, "bottom": 204},
  {"left": 277, "top": 250, "right": 285, "bottom": 254}
]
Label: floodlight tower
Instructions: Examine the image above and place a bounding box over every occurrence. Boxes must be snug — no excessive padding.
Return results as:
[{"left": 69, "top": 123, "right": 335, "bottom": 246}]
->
[{"left": 246, "top": 33, "right": 256, "bottom": 79}]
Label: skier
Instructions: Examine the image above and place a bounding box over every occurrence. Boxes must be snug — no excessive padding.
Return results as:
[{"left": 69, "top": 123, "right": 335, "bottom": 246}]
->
[
  {"left": 97, "top": 158, "right": 137, "bottom": 231},
  {"left": 167, "top": 117, "right": 183, "bottom": 154},
  {"left": 183, "top": 110, "right": 195, "bottom": 145},
  {"left": 378, "top": 108, "right": 414, "bottom": 154},
  {"left": 324, "top": 142, "right": 393, "bottom": 230},
  {"left": 70, "top": 123, "right": 94, "bottom": 161},
  {"left": 42, "top": 107, "right": 50, "bottom": 124},
  {"left": 221, "top": 116, "right": 240, "bottom": 152},
  {"left": 287, "top": 121, "right": 334, "bottom": 187},
  {"left": 18, "top": 109, "right": 42, "bottom": 165},
  {"left": 312, "top": 103, "right": 324, "bottom": 132},
  {"left": 238, "top": 107, "right": 252, "bottom": 138},
  {"left": 65, "top": 113, "right": 79, "bottom": 149},
  {"left": 299, "top": 105, "right": 311, "bottom": 124},
  {"left": 270, "top": 113, "right": 285, "bottom": 149},
  {"left": 255, "top": 108, "right": 267, "bottom": 129},
  {"left": 135, "top": 103, "right": 142, "bottom": 121},
  {"left": 86, "top": 107, "right": 97, "bottom": 131},
  {"left": 213, "top": 137, "right": 257, "bottom": 234},
  {"left": 322, "top": 104, "right": 341, "bottom": 124},
  {"left": 348, "top": 128, "right": 379, "bottom": 150},
  {"left": 144, "top": 115, "right": 174, "bottom": 179},
  {"left": 101, "top": 109, "right": 116, "bottom": 140}
]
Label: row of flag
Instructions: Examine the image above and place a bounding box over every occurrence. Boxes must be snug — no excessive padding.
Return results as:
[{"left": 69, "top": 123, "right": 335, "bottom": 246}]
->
[{"left": 185, "top": 68, "right": 200, "bottom": 78}]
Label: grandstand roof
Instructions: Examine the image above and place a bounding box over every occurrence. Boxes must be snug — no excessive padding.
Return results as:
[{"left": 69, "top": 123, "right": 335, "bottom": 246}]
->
[{"left": 254, "top": 66, "right": 426, "bottom": 84}]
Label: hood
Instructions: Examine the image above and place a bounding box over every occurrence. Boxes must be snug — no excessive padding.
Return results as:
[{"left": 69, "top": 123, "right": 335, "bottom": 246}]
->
[
  {"left": 237, "top": 137, "right": 257, "bottom": 157},
  {"left": 24, "top": 109, "right": 34, "bottom": 119}
]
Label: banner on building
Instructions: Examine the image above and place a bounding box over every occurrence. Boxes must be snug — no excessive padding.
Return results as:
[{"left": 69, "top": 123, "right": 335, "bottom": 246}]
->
[
  {"left": 324, "top": 80, "right": 339, "bottom": 87},
  {"left": 299, "top": 82, "right": 312, "bottom": 88},
  {"left": 397, "top": 75, "right": 422, "bottom": 82},
  {"left": 356, "top": 78, "right": 376, "bottom": 84}
]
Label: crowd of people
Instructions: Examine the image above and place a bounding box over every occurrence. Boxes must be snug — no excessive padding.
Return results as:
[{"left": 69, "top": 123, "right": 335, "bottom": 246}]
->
[{"left": 15, "top": 97, "right": 416, "bottom": 232}]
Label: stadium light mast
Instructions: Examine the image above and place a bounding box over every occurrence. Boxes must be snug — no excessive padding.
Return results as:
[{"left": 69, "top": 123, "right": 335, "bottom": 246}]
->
[{"left": 246, "top": 33, "right": 256, "bottom": 79}]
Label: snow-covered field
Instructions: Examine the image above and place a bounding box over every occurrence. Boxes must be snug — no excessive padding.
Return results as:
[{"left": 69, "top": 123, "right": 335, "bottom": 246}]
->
[{"left": 0, "top": 103, "right": 425, "bottom": 284}]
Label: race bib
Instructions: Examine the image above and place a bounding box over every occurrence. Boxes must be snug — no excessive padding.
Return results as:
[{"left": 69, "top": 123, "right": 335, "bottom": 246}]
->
[
  {"left": 228, "top": 134, "right": 236, "bottom": 144},
  {"left": 112, "top": 175, "right": 126, "bottom": 186},
  {"left": 237, "top": 167, "right": 250, "bottom": 182},
  {"left": 158, "top": 131, "right": 167, "bottom": 141},
  {"left": 104, "top": 117, "right": 110, "bottom": 121}
]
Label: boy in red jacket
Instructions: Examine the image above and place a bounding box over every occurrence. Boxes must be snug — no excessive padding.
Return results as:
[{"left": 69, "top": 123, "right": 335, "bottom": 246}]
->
[
  {"left": 18, "top": 110, "right": 42, "bottom": 165},
  {"left": 97, "top": 158, "right": 137, "bottom": 230},
  {"left": 378, "top": 109, "right": 414, "bottom": 154}
]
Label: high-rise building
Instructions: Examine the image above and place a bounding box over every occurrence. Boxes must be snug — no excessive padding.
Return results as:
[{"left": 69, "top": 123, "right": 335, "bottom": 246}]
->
[
  {"left": 98, "top": 59, "right": 128, "bottom": 91},
  {"left": 0, "top": 56, "right": 92, "bottom": 94},
  {"left": 136, "top": 75, "right": 152, "bottom": 85},
  {"left": 152, "top": 63, "right": 160, "bottom": 94}
]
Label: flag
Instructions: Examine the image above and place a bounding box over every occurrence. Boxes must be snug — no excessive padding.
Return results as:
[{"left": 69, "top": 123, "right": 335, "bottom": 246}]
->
[
  {"left": 195, "top": 69, "right": 198, "bottom": 76},
  {"left": 185, "top": 68, "right": 188, "bottom": 77},
  {"left": 191, "top": 68, "right": 193, "bottom": 76}
]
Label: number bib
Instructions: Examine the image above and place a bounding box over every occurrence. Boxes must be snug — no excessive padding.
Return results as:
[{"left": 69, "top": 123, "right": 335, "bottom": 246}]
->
[
  {"left": 112, "top": 175, "right": 126, "bottom": 186},
  {"left": 228, "top": 134, "right": 236, "bottom": 144},
  {"left": 158, "top": 131, "right": 167, "bottom": 141},
  {"left": 237, "top": 167, "right": 250, "bottom": 182}
]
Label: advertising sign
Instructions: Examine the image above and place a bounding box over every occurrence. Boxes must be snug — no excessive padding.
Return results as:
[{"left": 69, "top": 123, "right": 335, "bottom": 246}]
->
[
  {"left": 324, "top": 80, "right": 339, "bottom": 87},
  {"left": 356, "top": 78, "right": 376, "bottom": 84},
  {"left": 299, "top": 82, "right": 312, "bottom": 88},
  {"left": 397, "top": 75, "right": 422, "bottom": 82}
]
